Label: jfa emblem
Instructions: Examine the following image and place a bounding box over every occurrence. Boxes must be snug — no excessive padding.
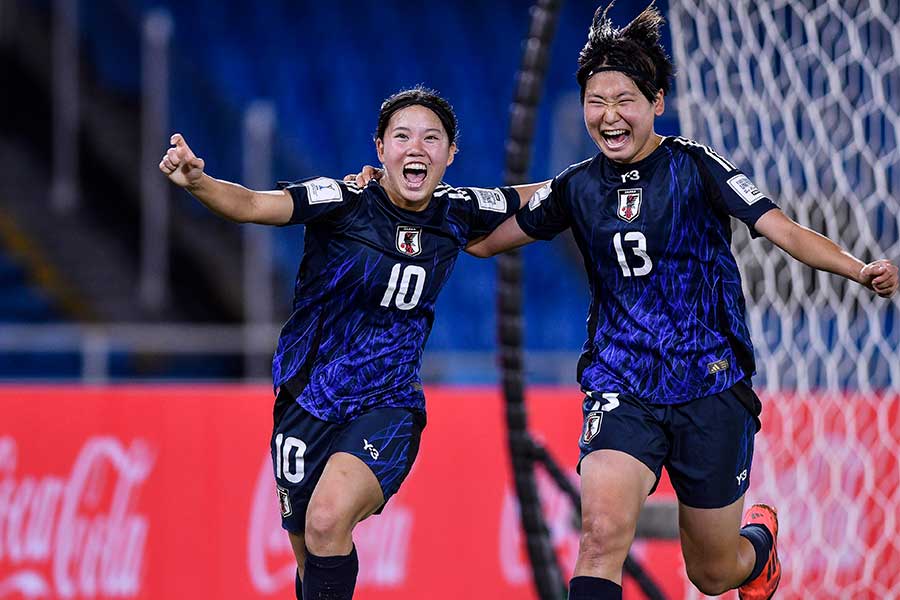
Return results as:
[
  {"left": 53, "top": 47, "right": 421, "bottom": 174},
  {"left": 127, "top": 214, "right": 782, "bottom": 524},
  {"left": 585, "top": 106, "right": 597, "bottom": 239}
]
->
[
  {"left": 277, "top": 485, "right": 292, "bottom": 518},
  {"left": 617, "top": 188, "right": 642, "bottom": 223},
  {"left": 582, "top": 412, "right": 603, "bottom": 443},
  {"left": 396, "top": 226, "right": 422, "bottom": 256}
]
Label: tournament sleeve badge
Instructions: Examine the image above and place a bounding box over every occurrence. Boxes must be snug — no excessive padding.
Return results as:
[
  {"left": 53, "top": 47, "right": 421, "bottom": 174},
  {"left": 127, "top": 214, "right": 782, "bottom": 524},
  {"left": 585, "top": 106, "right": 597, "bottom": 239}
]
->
[{"left": 302, "top": 177, "right": 343, "bottom": 205}]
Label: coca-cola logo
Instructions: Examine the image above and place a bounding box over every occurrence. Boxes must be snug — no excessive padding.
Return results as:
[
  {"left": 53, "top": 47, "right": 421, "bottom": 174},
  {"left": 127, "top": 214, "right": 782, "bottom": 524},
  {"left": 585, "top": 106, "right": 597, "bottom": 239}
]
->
[
  {"left": 246, "top": 454, "right": 414, "bottom": 592},
  {"left": 0, "top": 436, "right": 154, "bottom": 598}
]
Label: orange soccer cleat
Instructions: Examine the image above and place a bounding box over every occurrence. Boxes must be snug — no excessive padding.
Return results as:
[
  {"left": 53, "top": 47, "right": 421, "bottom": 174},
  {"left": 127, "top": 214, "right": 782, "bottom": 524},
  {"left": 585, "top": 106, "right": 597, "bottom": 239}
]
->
[{"left": 739, "top": 503, "right": 782, "bottom": 600}]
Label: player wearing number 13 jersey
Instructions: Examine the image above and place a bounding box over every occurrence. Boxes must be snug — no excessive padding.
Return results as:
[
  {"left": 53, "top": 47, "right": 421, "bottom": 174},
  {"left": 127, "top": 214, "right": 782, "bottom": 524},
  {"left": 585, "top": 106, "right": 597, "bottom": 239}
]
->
[
  {"left": 465, "top": 5, "right": 897, "bottom": 600},
  {"left": 159, "top": 86, "right": 524, "bottom": 600},
  {"left": 517, "top": 135, "right": 776, "bottom": 405}
]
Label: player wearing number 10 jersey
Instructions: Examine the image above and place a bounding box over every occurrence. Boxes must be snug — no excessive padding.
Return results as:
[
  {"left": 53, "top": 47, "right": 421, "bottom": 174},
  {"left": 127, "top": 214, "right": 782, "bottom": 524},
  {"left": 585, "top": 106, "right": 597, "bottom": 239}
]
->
[
  {"left": 273, "top": 175, "right": 515, "bottom": 423},
  {"left": 159, "top": 86, "right": 524, "bottom": 600}
]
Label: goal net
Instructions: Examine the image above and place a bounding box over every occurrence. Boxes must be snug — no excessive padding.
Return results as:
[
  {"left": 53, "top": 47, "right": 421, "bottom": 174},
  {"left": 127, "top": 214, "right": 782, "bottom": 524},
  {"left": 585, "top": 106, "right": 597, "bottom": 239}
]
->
[{"left": 669, "top": 0, "right": 900, "bottom": 598}]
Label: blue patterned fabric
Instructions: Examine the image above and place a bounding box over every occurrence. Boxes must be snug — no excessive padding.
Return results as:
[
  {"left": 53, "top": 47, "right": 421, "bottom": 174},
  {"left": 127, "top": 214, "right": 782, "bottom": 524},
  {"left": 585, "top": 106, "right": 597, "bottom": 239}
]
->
[
  {"left": 273, "top": 178, "right": 517, "bottom": 422},
  {"left": 516, "top": 136, "right": 778, "bottom": 404}
]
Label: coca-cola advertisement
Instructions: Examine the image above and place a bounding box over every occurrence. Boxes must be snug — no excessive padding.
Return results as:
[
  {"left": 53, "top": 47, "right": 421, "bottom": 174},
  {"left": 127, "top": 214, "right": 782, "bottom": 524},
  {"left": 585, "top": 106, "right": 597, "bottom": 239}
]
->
[{"left": 2, "top": 386, "right": 897, "bottom": 599}]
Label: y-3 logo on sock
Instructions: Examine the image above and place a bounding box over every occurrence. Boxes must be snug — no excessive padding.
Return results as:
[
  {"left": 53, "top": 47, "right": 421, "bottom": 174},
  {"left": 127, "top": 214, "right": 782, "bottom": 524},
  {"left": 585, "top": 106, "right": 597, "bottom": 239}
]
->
[{"left": 363, "top": 439, "right": 380, "bottom": 460}]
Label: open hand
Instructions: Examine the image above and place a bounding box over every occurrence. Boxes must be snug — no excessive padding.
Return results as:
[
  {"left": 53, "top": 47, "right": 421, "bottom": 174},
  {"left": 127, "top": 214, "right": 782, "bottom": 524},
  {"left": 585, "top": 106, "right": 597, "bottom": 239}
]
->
[{"left": 159, "top": 133, "right": 205, "bottom": 188}]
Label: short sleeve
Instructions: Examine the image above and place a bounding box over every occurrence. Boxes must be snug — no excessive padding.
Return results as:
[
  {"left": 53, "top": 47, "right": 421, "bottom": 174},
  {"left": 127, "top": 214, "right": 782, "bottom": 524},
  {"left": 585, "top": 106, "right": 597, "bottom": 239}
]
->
[
  {"left": 514, "top": 178, "right": 571, "bottom": 240},
  {"left": 278, "top": 177, "right": 362, "bottom": 226},
  {"left": 686, "top": 144, "right": 779, "bottom": 237},
  {"left": 455, "top": 186, "right": 520, "bottom": 239}
]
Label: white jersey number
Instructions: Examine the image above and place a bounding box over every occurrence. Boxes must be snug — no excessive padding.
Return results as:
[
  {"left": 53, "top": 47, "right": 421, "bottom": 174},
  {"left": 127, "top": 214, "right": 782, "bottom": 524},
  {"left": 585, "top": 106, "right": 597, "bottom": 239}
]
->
[
  {"left": 613, "top": 232, "right": 653, "bottom": 277},
  {"left": 381, "top": 263, "right": 426, "bottom": 310},
  {"left": 274, "top": 433, "right": 306, "bottom": 484}
]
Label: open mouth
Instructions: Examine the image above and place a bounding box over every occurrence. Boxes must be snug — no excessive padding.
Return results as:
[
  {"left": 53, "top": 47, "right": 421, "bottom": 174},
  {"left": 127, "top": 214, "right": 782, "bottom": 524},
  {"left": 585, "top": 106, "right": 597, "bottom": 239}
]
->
[
  {"left": 402, "top": 162, "right": 428, "bottom": 188},
  {"left": 601, "top": 129, "right": 629, "bottom": 150}
]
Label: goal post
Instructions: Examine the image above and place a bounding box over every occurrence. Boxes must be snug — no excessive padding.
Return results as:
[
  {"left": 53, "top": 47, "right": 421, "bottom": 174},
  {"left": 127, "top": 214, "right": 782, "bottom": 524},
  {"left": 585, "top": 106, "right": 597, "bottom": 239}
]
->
[{"left": 669, "top": 1, "right": 900, "bottom": 597}]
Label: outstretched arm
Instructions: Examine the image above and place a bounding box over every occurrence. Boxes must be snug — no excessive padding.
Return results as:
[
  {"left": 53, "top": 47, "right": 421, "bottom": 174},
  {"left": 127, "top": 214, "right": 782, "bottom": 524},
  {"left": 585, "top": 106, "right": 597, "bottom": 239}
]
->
[
  {"left": 754, "top": 208, "right": 898, "bottom": 297},
  {"left": 159, "top": 133, "right": 293, "bottom": 225}
]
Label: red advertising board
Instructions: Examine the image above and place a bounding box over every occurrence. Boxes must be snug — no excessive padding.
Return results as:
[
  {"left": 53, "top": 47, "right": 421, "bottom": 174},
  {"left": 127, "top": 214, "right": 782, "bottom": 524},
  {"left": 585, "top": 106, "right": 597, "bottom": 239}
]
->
[{"left": 1, "top": 386, "right": 896, "bottom": 599}]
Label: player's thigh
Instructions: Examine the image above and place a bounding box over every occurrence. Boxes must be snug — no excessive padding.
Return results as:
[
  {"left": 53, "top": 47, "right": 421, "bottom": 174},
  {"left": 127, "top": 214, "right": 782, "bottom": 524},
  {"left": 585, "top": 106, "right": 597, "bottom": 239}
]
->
[
  {"left": 581, "top": 449, "right": 657, "bottom": 527},
  {"left": 307, "top": 452, "right": 384, "bottom": 530},
  {"left": 270, "top": 390, "right": 335, "bottom": 534},
  {"left": 678, "top": 494, "right": 746, "bottom": 569},
  {"left": 666, "top": 381, "right": 759, "bottom": 510},
  {"left": 578, "top": 392, "right": 665, "bottom": 538},
  {"left": 309, "top": 407, "right": 426, "bottom": 527}
]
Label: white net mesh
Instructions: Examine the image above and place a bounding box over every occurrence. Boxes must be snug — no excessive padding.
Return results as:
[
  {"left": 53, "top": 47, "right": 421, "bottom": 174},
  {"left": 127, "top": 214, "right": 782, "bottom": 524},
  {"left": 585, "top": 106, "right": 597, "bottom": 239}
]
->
[{"left": 669, "top": 0, "right": 900, "bottom": 597}]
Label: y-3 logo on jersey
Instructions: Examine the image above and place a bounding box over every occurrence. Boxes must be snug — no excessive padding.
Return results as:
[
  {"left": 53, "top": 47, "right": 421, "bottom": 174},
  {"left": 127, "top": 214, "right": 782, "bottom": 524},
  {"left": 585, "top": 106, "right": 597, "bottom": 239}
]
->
[{"left": 620, "top": 169, "right": 640, "bottom": 183}]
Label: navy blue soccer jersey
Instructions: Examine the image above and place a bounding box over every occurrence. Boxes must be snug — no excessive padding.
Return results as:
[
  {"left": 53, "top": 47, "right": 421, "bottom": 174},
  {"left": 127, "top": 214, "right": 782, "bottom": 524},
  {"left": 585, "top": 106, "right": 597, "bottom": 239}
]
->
[
  {"left": 274, "top": 177, "right": 517, "bottom": 423},
  {"left": 516, "top": 136, "right": 778, "bottom": 404}
]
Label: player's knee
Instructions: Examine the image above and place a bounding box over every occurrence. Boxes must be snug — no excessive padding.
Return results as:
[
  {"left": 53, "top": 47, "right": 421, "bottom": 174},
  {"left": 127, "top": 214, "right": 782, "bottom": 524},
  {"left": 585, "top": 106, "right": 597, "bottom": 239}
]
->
[
  {"left": 684, "top": 562, "right": 734, "bottom": 596},
  {"left": 304, "top": 504, "right": 352, "bottom": 553},
  {"left": 578, "top": 513, "right": 633, "bottom": 564}
]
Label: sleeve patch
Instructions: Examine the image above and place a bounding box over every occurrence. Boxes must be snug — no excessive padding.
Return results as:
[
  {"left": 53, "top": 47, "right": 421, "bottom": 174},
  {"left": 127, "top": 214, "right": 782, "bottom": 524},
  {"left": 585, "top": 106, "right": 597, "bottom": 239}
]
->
[
  {"left": 727, "top": 174, "right": 764, "bottom": 206},
  {"left": 302, "top": 177, "right": 343, "bottom": 205},
  {"left": 470, "top": 187, "right": 508, "bottom": 213},
  {"left": 529, "top": 182, "right": 552, "bottom": 211}
]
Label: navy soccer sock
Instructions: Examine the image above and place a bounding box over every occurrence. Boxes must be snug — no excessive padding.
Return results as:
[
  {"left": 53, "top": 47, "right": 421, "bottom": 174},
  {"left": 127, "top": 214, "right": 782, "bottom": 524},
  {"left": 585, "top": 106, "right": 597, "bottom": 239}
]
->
[
  {"left": 295, "top": 568, "right": 303, "bottom": 600},
  {"left": 302, "top": 545, "right": 359, "bottom": 600},
  {"left": 739, "top": 523, "right": 773, "bottom": 584},
  {"left": 568, "top": 576, "right": 622, "bottom": 600}
]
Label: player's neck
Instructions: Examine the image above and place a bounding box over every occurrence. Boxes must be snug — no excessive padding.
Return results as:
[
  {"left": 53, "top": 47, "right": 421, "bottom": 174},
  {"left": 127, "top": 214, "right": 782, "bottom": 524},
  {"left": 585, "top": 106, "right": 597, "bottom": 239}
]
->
[{"left": 382, "top": 182, "right": 432, "bottom": 212}]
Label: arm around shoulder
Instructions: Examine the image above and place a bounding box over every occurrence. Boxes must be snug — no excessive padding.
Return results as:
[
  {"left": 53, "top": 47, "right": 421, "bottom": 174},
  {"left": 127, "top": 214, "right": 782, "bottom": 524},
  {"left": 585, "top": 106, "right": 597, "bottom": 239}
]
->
[{"left": 466, "top": 213, "right": 536, "bottom": 258}]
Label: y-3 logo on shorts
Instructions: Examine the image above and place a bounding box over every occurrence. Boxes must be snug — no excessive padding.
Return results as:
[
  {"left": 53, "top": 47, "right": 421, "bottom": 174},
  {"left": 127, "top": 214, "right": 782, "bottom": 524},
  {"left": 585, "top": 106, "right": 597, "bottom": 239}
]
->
[
  {"left": 363, "top": 439, "right": 380, "bottom": 460},
  {"left": 736, "top": 469, "right": 748, "bottom": 486}
]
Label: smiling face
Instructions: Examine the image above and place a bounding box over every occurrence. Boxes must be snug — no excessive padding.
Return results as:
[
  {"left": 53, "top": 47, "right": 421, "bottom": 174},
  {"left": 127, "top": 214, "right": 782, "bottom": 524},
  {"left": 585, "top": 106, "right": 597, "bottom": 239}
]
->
[
  {"left": 582, "top": 70, "right": 665, "bottom": 164},
  {"left": 375, "top": 105, "right": 456, "bottom": 211}
]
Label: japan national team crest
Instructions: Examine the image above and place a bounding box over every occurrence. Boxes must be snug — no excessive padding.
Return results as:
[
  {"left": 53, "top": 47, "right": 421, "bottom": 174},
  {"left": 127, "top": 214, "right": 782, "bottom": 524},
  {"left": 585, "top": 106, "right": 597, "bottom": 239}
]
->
[
  {"left": 396, "top": 226, "right": 422, "bottom": 256},
  {"left": 582, "top": 412, "right": 603, "bottom": 443},
  {"left": 277, "top": 485, "right": 292, "bottom": 518},
  {"left": 617, "top": 188, "right": 642, "bottom": 223}
]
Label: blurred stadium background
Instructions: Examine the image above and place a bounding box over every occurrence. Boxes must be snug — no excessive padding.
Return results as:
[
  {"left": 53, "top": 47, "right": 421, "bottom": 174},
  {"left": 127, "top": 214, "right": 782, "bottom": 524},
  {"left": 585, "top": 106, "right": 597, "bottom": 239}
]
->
[{"left": 1, "top": 0, "right": 898, "bottom": 599}]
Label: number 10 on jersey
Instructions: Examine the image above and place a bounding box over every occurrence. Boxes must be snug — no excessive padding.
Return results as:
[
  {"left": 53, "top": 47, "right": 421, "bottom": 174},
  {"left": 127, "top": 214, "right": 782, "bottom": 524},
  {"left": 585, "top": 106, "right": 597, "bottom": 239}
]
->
[{"left": 381, "top": 263, "right": 426, "bottom": 310}]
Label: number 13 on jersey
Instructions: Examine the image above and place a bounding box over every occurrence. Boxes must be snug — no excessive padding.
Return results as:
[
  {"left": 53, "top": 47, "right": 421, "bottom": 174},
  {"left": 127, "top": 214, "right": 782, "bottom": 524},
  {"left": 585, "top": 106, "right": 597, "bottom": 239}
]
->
[{"left": 613, "top": 232, "right": 653, "bottom": 277}]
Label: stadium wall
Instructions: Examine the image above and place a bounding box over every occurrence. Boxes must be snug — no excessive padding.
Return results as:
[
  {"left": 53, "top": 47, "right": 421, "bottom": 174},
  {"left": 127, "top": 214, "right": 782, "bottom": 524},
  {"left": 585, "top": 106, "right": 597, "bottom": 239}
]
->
[{"left": 1, "top": 386, "right": 897, "bottom": 599}]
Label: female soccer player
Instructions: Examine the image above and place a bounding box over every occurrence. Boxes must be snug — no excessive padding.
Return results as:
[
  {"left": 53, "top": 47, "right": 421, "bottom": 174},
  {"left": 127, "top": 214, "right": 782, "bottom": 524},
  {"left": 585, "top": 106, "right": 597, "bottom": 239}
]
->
[
  {"left": 464, "top": 5, "right": 898, "bottom": 600},
  {"left": 159, "top": 87, "right": 528, "bottom": 600}
]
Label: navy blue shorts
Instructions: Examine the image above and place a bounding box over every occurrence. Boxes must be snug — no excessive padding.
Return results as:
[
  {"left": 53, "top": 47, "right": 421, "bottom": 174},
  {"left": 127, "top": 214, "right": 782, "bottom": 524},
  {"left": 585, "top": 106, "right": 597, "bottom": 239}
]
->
[
  {"left": 270, "top": 389, "right": 426, "bottom": 533},
  {"left": 578, "top": 380, "right": 761, "bottom": 509}
]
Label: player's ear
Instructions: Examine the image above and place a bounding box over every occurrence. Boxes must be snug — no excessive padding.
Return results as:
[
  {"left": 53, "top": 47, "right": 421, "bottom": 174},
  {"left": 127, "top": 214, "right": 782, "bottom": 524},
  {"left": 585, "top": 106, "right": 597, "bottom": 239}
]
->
[
  {"left": 375, "top": 137, "right": 385, "bottom": 163},
  {"left": 445, "top": 143, "right": 457, "bottom": 167},
  {"left": 654, "top": 91, "right": 665, "bottom": 116}
]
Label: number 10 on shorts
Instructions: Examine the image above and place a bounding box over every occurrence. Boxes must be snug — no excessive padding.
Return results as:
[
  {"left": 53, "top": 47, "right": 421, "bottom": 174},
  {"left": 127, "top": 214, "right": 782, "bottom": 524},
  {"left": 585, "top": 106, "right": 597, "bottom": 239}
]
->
[{"left": 274, "top": 433, "right": 306, "bottom": 483}]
